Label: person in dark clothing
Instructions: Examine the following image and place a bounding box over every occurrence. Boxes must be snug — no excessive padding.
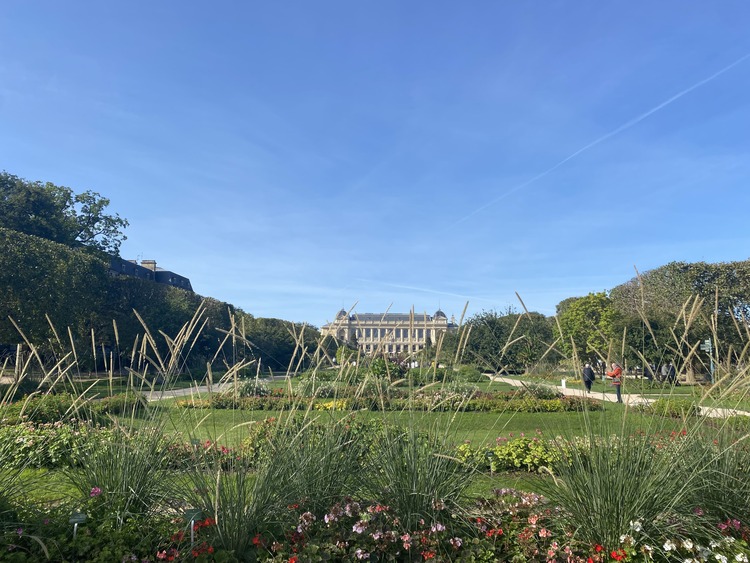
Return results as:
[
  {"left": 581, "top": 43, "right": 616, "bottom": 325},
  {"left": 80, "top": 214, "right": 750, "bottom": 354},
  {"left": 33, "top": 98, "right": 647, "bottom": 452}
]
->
[
  {"left": 667, "top": 362, "right": 679, "bottom": 385},
  {"left": 643, "top": 363, "right": 654, "bottom": 381},
  {"left": 582, "top": 363, "right": 596, "bottom": 393}
]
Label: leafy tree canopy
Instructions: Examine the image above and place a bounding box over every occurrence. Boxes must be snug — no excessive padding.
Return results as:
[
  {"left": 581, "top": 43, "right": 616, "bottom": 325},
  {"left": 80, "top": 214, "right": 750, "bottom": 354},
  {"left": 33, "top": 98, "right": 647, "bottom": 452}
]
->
[
  {"left": 554, "top": 292, "right": 618, "bottom": 361},
  {"left": 0, "top": 171, "right": 128, "bottom": 255},
  {"left": 463, "top": 308, "right": 556, "bottom": 373}
]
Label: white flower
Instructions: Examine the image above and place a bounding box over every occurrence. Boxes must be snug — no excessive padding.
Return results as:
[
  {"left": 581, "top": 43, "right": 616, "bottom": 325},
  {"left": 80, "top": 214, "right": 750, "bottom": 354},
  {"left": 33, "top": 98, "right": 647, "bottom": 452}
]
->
[
  {"left": 735, "top": 555, "right": 749, "bottom": 563},
  {"left": 664, "top": 540, "right": 677, "bottom": 552},
  {"left": 683, "top": 539, "right": 694, "bottom": 550},
  {"left": 630, "top": 520, "right": 643, "bottom": 532},
  {"left": 620, "top": 534, "right": 633, "bottom": 544},
  {"left": 715, "top": 555, "right": 728, "bottom": 563}
]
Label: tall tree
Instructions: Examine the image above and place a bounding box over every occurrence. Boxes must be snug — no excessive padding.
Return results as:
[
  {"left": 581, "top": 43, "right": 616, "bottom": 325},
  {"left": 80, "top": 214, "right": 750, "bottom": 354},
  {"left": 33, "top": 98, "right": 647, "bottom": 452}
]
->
[
  {"left": 464, "top": 308, "right": 555, "bottom": 373},
  {"left": 0, "top": 172, "right": 128, "bottom": 255},
  {"left": 554, "top": 292, "right": 618, "bottom": 361}
]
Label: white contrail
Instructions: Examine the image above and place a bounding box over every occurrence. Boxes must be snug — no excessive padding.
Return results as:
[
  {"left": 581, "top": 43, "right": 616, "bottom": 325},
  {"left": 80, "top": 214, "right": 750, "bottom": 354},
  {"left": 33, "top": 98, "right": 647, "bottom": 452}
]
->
[
  {"left": 354, "top": 278, "right": 496, "bottom": 303},
  {"left": 455, "top": 51, "right": 750, "bottom": 224}
]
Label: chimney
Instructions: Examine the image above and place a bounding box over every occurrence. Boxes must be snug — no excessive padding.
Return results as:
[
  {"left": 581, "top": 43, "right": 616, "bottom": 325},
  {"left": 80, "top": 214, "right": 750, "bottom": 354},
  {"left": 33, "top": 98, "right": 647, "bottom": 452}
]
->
[{"left": 141, "top": 260, "right": 157, "bottom": 271}]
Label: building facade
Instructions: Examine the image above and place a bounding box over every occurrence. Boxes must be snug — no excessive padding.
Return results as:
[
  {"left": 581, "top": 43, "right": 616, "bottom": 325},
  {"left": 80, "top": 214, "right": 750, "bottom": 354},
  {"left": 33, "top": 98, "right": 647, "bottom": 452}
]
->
[{"left": 321, "top": 309, "right": 458, "bottom": 356}]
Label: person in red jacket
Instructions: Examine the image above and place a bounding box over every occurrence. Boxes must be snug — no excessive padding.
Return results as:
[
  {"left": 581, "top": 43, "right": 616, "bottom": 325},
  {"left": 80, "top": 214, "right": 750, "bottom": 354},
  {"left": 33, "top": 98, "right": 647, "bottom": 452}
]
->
[{"left": 606, "top": 362, "right": 623, "bottom": 403}]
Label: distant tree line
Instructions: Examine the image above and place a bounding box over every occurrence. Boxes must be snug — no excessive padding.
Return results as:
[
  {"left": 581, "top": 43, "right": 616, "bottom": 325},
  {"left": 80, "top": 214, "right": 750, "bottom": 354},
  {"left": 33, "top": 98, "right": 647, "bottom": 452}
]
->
[{"left": 424, "top": 261, "right": 750, "bottom": 377}]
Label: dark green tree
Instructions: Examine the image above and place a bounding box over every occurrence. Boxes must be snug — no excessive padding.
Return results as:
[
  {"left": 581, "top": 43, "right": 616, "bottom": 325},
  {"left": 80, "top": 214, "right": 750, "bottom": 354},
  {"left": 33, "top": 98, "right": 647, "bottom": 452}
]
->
[
  {"left": 463, "top": 308, "right": 556, "bottom": 373},
  {"left": 0, "top": 172, "right": 129, "bottom": 255}
]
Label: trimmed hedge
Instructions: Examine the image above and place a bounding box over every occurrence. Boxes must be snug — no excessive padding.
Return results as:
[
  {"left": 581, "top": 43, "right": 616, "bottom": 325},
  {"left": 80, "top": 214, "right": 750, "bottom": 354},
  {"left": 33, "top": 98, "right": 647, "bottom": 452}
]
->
[
  {"left": 1, "top": 392, "right": 146, "bottom": 424},
  {"left": 177, "top": 391, "right": 603, "bottom": 414}
]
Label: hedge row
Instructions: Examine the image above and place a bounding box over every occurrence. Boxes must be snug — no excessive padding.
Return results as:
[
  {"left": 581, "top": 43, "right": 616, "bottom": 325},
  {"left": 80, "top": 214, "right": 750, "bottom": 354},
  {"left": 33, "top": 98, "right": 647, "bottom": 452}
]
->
[
  {"left": 178, "top": 392, "right": 602, "bottom": 413},
  {"left": 0, "top": 392, "right": 147, "bottom": 424}
]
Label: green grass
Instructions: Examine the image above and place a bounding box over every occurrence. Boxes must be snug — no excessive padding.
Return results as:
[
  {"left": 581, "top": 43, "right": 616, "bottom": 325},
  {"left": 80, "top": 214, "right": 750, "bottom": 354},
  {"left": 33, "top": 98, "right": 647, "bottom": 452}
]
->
[
  {"left": 465, "top": 471, "right": 551, "bottom": 498},
  {"left": 151, "top": 400, "right": 686, "bottom": 446}
]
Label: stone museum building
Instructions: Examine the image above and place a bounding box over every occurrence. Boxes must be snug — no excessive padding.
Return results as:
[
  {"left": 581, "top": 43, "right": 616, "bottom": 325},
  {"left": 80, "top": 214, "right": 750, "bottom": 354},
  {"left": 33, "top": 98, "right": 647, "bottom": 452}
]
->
[{"left": 321, "top": 309, "right": 458, "bottom": 356}]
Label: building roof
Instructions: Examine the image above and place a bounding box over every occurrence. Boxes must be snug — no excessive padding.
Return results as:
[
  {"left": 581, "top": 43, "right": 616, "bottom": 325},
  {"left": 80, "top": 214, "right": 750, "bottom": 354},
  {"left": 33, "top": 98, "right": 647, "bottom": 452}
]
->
[{"left": 326, "top": 312, "right": 450, "bottom": 324}]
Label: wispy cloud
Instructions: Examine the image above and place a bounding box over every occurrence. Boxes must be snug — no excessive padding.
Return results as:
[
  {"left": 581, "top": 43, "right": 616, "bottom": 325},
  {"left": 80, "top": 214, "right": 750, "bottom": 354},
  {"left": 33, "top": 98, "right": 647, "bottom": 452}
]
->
[{"left": 455, "top": 50, "right": 750, "bottom": 225}]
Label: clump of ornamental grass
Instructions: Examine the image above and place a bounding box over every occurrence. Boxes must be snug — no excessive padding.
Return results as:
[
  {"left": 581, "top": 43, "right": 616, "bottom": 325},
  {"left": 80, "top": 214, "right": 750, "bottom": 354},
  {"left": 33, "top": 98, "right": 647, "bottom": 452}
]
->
[
  {"left": 177, "top": 413, "right": 375, "bottom": 556},
  {"left": 361, "top": 417, "right": 473, "bottom": 532},
  {"left": 536, "top": 409, "right": 721, "bottom": 555},
  {"left": 684, "top": 424, "right": 750, "bottom": 524},
  {"left": 65, "top": 423, "right": 175, "bottom": 528},
  {"left": 0, "top": 379, "right": 28, "bottom": 529}
]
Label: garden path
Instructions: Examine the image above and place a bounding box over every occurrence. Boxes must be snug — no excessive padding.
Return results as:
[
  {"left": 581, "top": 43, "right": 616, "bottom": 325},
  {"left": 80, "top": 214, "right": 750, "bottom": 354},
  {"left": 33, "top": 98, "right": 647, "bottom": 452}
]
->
[{"left": 489, "top": 375, "right": 750, "bottom": 419}]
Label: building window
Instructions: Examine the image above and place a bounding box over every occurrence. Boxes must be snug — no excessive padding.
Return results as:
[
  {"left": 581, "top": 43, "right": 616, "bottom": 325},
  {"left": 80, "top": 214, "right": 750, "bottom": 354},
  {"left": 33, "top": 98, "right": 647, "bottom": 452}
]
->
[{"left": 365, "top": 328, "right": 371, "bottom": 338}]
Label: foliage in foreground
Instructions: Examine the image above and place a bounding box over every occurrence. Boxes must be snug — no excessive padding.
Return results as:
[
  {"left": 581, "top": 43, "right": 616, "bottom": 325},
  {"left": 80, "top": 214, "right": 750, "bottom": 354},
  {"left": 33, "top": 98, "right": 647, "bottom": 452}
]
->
[{"left": 2, "top": 298, "right": 750, "bottom": 562}]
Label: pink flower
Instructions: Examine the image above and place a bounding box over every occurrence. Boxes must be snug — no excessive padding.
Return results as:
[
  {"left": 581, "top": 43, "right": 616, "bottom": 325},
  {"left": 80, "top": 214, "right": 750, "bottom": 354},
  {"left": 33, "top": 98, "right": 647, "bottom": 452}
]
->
[{"left": 90, "top": 487, "right": 102, "bottom": 497}]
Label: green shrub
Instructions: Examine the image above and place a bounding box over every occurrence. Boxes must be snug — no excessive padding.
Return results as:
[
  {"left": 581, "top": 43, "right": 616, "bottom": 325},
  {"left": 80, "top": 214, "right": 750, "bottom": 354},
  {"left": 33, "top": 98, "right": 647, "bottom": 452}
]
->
[
  {"left": 454, "top": 364, "right": 484, "bottom": 382},
  {"left": 518, "top": 382, "right": 562, "bottom": 400},
  {"left": 648, "top": 398, "right": 700, "bottom": 418},
  {"left": 405, "top": 367, "right": 448, "bottom": 386},
  {"left": 492, "top": 436, "right": 559, "bottom": 472},
  {"left": 456, "top": 435, "right": 560, "bottom": 472},
  {"left": 235, "top": 378, "right": 272, "bottom": 397},
  {"left": 1, "top": 392, "right": 145, "bottom": 424}
]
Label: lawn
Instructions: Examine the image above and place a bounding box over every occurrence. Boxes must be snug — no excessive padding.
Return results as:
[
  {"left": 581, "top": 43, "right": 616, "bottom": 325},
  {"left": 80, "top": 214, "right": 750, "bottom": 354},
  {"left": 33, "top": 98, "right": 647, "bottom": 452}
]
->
[{"left": 153, "top": 396, "right": 686, "bottom": 446}]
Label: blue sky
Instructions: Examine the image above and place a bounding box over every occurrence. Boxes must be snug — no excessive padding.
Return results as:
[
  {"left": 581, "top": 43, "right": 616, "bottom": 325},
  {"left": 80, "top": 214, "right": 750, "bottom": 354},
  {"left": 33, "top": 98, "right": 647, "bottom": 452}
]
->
[{"left": 2, "top": 2, "right": 750, "bottom": 327}]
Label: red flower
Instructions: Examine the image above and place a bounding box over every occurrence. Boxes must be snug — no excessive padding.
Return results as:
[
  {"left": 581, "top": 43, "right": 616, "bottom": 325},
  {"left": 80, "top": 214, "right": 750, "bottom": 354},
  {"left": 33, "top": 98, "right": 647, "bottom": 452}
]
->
[
  {"left": 595, "top": 544, "right": 603, "bottom": 552},
  {"left": 289, "top": 557, "right": 298, "bottom": 563},
  {"left": 610, "top": 548, "right": 626, "bottom": 561}
]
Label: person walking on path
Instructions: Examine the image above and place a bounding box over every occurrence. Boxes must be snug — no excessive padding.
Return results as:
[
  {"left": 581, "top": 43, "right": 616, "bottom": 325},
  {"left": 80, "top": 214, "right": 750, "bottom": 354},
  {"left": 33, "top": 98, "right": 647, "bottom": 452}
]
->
[
  {"left": 660, "top": 364, "right": 668, "bottom": 383},
  {"left": 582, "top": 363, "right": 596, "bottom": 393},
  {"left": 607, "top": 362, "right": 623, "bottom": 403},
  {"left": 667, "top": 361, "right": 679, "bottom": 385}
]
